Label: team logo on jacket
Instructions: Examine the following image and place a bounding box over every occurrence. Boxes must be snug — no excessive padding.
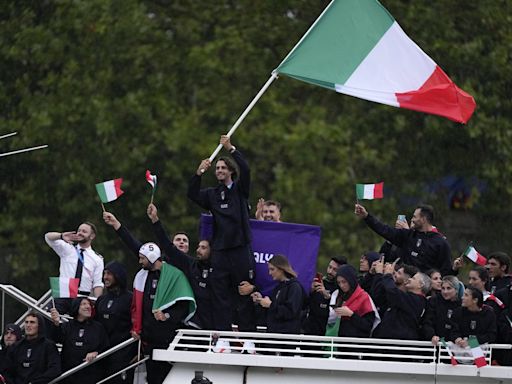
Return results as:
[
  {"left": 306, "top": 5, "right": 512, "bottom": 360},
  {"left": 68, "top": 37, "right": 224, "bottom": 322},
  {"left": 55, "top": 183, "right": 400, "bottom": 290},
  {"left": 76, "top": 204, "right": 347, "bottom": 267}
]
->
[
  {"left": 107, "top": 299, "right": 114, "bottom": 309},
  {"left": 152, "top": 279, "right": 158, "bottom": 289},
  {"left": 26, "top": 348, "right": 32, "bottom": 358},
  {"left": 470, "top": 320, "right": 477, "bottom": 330},
  {"left": 249, "top": 269, "right": 254, "bottom": 280},
  {"left": 416, "top": 239, "right": 422, "bottom": 248},
  {"left": 79, "top": 329, "right": 85, "bottom": 338},
  {"left": 221, "top": 191, "right": 225, "bottom": 201},
  {"left": 447, "top": 309, "right": 453, "bottom": 319},
  {"left": 202, "top": 269, "right": 209, "bottom": 279}
]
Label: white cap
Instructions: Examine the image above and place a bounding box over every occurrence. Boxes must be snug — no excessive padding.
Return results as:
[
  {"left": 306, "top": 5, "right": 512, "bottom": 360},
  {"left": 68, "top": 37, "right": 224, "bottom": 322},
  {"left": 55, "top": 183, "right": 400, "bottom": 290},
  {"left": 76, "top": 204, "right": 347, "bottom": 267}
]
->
[{"left": 139, "top": 242, "right": 161, "bottom": 263}]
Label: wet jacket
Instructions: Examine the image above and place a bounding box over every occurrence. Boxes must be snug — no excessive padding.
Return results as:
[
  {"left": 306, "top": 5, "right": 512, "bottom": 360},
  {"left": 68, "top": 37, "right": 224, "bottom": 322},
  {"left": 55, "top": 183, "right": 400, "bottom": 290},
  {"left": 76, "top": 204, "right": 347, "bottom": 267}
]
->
[
  {"left": 187, "top": 149, "right": 251, "bottom": 251},
  {"left": 152, "top": 219, "right": 214, "bottom": 330},
  {"left": 449, "top": 305, "right": 497, "bottom": 344},
  {"left": 95, "top": 261, "right": 133, "bottom": 346},
  {"left": 364, "top": 214, "right": 452, "bottom": 275},
  {"left": 421, "top": 293, "right": 461, "bottom": 340},
  {"left": 372, "top": 274, "right": 426, "bottom": 340},
  {"left": 302, "top": 278, "right": 337, "bottom": 336},
  {"left": 265, "top": 278, "right": 305, "bottom": 334}
]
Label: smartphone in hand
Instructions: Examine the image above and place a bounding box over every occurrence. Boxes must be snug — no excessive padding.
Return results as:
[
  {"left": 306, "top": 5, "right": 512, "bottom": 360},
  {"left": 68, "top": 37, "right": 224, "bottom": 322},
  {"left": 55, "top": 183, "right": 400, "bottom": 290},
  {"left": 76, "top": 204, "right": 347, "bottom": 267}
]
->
[{"left": 397, "top": 214, "right": 406, "bottom": 222}]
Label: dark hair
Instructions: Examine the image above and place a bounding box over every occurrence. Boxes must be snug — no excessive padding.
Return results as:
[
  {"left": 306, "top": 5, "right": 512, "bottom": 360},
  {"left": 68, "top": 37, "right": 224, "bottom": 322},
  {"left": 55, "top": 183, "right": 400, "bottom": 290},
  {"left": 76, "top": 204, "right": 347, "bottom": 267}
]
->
[
  {"left": 172, "top": 232, "right": 190, "bottom": 240},
  {"left": 466, "top": 286, "right": 484, "bottom": 307},
  {"left": 400, "top": 264, "right": 419, "bottom": 278},
  {"left": 217, "top": 156, "right": 238, "bottom": 180},
  {"left": 416, "top": 204, "right": 434, "bottom": 224},
  {"left": 470, "top": 266, "right": 489, "bottom": 283},
  {"left": 425, "top": 268, "right": 441, "bottom": 278},
  {"left": 488, "top": 251, "right": 510, "bottom": 273},
  {"left": 264, "top": 200, "right": 282, "bottom": 211},
  {"left": 331, "top": 256, "right": 347, "bottom": 266},
  {"left": 83, "top": 221, "right": 97, "bottom": 235}
]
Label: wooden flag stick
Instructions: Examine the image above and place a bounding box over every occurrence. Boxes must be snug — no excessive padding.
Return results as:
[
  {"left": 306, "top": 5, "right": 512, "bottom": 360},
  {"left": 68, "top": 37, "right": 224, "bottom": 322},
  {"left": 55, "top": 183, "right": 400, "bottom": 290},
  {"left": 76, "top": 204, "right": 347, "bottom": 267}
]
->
[
  {"left": 101, "top": 202, "right": 106, "bottom": 212},
  {"left": 52, "top": 297, "right": 56, "bottom": 309}
]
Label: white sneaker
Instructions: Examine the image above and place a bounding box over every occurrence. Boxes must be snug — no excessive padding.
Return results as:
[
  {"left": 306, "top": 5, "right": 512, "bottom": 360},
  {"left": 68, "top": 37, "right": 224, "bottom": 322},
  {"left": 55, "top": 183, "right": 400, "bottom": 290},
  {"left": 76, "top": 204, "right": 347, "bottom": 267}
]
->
[
  {"left": 243, "top": 341, "right": 256, "bottom": 355},
  {"left": 213, "top": 339, "right": 231, "bottom": 353}
]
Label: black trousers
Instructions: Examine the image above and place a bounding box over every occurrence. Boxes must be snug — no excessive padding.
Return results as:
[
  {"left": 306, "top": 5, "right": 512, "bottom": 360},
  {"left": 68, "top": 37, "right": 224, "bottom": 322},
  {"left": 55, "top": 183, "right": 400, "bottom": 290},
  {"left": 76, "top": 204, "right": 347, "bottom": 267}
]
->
[{"left": 210, "top": 245, "right": 256, "bottom": 331}]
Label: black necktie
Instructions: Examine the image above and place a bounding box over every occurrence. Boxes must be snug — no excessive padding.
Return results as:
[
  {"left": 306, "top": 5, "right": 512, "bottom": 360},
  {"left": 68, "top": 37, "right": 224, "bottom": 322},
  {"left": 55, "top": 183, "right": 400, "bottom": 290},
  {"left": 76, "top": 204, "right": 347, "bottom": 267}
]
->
[{"left": 75, "top": 249, "right": 85, "bottom": 281}]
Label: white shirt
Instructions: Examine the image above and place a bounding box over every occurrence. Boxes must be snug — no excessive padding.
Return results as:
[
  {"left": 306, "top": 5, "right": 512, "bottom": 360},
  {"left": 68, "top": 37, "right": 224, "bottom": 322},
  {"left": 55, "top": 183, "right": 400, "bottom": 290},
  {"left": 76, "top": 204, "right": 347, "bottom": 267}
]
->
[{"left": 45, "top": 235, "right": 104, "bottom": 293}]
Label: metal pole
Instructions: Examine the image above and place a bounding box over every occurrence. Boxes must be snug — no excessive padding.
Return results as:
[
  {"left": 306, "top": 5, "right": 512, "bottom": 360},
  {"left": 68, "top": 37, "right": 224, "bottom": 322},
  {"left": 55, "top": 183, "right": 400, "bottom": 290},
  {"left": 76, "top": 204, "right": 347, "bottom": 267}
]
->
[
  {"left": 0, "top": 131, "right": 17, "bottom": 140},
  {"left": 208, "top": 72, "right": 278, "bottom": 162},
  {"left": 49, "top": 337, "right": 137, "bottom": 383},
  {"left": 0, "top": 144, "right": 48, "bottom": 157}
]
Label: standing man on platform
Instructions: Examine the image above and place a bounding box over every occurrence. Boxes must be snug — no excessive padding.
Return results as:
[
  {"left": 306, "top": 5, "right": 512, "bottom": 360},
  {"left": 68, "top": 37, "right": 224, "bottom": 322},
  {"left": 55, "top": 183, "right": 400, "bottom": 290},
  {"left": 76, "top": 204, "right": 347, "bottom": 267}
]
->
[
  {"left": 188, "top": 135, "right": 255, "bottom": 346},
  {"left": 45, "top": 222, "right": 104, "bottom": 313}
]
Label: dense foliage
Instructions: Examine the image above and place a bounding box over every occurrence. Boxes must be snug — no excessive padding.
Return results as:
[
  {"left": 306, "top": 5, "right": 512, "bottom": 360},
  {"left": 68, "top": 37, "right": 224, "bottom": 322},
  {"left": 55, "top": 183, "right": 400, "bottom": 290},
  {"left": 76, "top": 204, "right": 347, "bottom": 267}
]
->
[{"left": 1, "top": 1, "right": 511, "bottom": 309}]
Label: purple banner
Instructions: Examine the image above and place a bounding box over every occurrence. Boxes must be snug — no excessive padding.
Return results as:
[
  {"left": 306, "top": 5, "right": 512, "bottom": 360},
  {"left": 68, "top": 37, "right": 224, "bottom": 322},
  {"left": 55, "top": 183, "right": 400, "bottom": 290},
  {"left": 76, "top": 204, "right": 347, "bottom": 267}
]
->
[{"left": 200, "top": 214, "right": 321, "bottom": 296}]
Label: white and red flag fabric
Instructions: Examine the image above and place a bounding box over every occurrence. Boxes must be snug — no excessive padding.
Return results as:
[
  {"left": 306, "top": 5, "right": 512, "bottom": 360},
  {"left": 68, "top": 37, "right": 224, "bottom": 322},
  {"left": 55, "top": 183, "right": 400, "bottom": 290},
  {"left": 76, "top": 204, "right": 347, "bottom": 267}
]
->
[
  {"left": 49, "top": 277, "right": 79, "bottom": 298},
  {"left": 95, "top": 178, "right": 124, "bottom": 203},
  {"left": 468, "top": 336, "right": 487, "bottom": 368},
  {"left": 145, "top": 170, "right": 157, "bottom": 189},
  {"left": 356, "top": 182, "right": 384, "bottom": 200},
  {"left": 275, "top": 0, "right": 476, "bottom": 123},
  {"left": 463, "top": 245, "right": 486, "bottom": 266}
]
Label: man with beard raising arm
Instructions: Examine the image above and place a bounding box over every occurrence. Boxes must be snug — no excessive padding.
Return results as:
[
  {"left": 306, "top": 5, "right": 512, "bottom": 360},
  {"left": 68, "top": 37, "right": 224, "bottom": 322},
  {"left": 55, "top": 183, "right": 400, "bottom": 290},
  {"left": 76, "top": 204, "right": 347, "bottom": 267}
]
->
[{"left": 45, "top": 222, "right": 104, "bottom": 313}]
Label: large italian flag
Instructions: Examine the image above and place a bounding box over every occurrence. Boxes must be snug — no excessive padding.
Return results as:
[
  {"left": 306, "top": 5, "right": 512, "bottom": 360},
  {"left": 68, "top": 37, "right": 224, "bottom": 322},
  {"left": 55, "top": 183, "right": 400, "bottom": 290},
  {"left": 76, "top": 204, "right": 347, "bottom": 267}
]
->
[{"left": 276, "top": 0, "right": 476, "bottom": 123}]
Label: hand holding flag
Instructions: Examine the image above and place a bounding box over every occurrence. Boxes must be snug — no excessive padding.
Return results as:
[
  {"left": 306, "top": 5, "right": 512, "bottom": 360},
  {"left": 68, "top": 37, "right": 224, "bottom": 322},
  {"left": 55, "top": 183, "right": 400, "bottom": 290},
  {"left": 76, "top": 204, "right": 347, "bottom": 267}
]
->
[
  {"left": 145, "top": 170, "right": 157, "bottom": 204},
  {"left": 463, "top": 245, "right": 487, "bottom": 266}
]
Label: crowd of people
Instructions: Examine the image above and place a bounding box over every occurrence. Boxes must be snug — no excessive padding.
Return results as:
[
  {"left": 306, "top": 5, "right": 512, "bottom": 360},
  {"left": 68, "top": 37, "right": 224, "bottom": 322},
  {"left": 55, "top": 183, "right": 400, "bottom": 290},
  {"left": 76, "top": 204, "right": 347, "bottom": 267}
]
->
[{"left": 1, "top": 136, "right": 512, "bottom": 383}]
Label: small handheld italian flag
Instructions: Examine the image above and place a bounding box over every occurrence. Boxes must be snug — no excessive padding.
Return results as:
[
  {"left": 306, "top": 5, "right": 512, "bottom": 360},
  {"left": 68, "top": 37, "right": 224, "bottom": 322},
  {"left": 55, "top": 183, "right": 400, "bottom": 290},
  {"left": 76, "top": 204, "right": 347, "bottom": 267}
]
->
[
  {"left": 468, "top": 336, "right": 487, "bottom": 368},
  {"left": 440, "top": 337, "right": 458, "bottom": 366},
  {"left": 49, "top": 277, "right": 79, "bottom": 298},
  {"left": 463, "top": 245, "right": 486, "bottom": 266},
  {"left": 95, "top": 178, "right": 124, "bottom": 204},
  {"left": 356, "top": 182, "right": 384, "bottom": 200},
  {"left": 146, "top": 170, "right": 157, "bottom": 204}
]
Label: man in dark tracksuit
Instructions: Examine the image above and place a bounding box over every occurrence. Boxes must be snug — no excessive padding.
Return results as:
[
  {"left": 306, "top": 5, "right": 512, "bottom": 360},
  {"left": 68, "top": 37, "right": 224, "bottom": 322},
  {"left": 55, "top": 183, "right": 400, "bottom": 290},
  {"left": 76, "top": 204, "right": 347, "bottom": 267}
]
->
[
  {"left": 103, "top": 212, "right": 190, "bottom": 384},
  {"left": 372, "top": 262, "right": 429, "bottom": 340},
  {"left": 50, "top": 298, "right": 109, "bottom": 384},
  {"left": 187, "top": 135, "right": 255, "bottom": 332},
  {"left": 302, "top": 257, "right": 344, "bottom": 335},
  {"left": 147, "top": 203, "right": 214, "bottom": 330},
  {"left": 3, "top": 313, "right": 61, "bottom": 384},
  {"left": 355, "top": 203, "right": 453, "bottom": 276},
  {"left": 95, "top": 261, "right": 135, "bottom": 383}
]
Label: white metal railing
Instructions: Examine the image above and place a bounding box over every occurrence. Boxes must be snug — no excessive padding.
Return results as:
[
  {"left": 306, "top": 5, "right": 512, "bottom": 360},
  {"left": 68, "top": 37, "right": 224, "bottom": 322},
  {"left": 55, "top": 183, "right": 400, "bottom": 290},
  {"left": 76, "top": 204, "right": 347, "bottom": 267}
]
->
[
  {"left": 0, "top": 284, "right": 55, "bottom": 325},
  {"left": 155, "top": 329, "right": 511, "bottom": 370},
  {"left": 48, "top": 337, "right": 140, "bottom": 384}
]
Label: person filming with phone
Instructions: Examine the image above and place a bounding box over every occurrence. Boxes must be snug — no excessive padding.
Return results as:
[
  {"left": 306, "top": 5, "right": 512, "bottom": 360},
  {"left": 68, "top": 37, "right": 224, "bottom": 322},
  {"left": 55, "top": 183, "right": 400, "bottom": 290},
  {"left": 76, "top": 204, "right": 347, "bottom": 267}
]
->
[
  {"left": 302, "top": 257, "right": 346, "bottom": 336},
  {"left": 355, "top": 203, "right": 453, "bottom": 276}
]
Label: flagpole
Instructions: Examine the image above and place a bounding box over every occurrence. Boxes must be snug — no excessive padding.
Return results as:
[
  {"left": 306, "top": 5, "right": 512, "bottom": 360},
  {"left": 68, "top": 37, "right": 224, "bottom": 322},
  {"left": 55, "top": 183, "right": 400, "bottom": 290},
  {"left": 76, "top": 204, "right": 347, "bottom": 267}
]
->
[
  {"left": 0, "top": 144, "right": 48, "bottom": 158},
  {"left": 208, "top": 72, "right": 278, "bottom": 162},
  {"left": 0, "top": 131, "right": 17, "bottom": 140},
  {"left": 207, "top": 0, "right": 336, "bottom": 162},
  {"left": 101, "top": 203, "right": 106, "bottom": 212}
]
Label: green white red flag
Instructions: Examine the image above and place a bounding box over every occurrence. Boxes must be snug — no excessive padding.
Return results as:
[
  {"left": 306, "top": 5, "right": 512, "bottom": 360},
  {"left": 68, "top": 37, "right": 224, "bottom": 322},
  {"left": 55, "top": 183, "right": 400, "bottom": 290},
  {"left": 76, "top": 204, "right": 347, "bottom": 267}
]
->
[
  {"left": 275, "top": 0, "right": 476, "bottom": 123},
  {"left": 463, "top": 245, "right": 486, "bottom": 266},
  {"left": 440, "top": 337, "right": 458, "bottom": 366},
  {"left": 468, "top": 336, "right": 487, "bottom": 368},
  {"left": 146, "top": 170, "right": 157, "bottom": 189},
  {"left": 356, "top": 182, "right": 384, "bottom": 200},
  {"left": 49, "top": 277, "right": 79, "bottom": 298},
  {"left": 95, "top": 178, "right": 124, "bottom": 203}
]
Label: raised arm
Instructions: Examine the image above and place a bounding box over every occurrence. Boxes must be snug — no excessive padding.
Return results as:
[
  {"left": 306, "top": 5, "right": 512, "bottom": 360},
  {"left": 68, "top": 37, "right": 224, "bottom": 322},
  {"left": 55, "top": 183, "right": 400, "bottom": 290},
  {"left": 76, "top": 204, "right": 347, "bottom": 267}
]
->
[
  {"left": 187, "top": 159, "right": 212, "bottom": 210},
  {"left": 355, "top": 203, "right": 408, "bottom": 247},
  {"left": 103, "top": 211, "right": 142, "bottom": 257}
]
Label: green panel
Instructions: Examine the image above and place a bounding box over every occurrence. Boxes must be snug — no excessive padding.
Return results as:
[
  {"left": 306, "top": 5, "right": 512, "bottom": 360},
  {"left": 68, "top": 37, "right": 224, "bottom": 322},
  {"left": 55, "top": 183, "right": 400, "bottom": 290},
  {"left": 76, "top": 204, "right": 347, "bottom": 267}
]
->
[{"left": 277, "top": 0, "right": 394, "bottom": 85}]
